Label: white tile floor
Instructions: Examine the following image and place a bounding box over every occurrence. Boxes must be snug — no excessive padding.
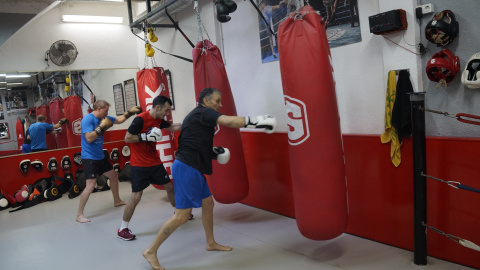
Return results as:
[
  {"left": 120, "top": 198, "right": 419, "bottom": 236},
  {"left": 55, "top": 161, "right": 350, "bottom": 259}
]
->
[{"left": 0, "top": 182, "right": 474, "bottom": 270}]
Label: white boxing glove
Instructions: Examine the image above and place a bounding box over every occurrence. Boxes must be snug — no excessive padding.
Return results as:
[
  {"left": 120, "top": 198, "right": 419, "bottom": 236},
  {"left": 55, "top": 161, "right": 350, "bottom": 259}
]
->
[
  {"left": 139, "top": 127, "right": 163, "bottom": 142},
  {"left": 212, "top": 146, "right": 230, "bottom": 164},
  {"left": 244, "top": 114, "right": 277, "bottom": 134}
]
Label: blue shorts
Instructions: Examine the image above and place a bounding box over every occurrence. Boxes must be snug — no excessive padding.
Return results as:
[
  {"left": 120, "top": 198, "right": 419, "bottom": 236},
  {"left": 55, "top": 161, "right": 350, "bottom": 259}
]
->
[
  {"left": 22, "top": 144, "right": 31, "bottom": 153},
  {"left": 172, "top": 159, "right": 211, "bottom": 209},
  {"left": 130, "top": 164, "right": 170, "bottom": 192}
]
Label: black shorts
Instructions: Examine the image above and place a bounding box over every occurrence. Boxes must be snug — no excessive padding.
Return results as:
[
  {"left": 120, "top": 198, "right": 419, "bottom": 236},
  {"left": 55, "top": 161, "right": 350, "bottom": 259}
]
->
[
  {"left": 131, "top": 164, "right": 170, "bottom": 192},
  {"left": 83, "top": 156, "right": 113, "bottom": 179}
]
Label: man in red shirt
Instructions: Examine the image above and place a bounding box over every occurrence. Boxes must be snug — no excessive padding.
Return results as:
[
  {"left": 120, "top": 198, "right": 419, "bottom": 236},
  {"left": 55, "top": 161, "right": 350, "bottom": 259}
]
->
[{"left": 117, "top": 95, "right": 181, "bottom": 241}]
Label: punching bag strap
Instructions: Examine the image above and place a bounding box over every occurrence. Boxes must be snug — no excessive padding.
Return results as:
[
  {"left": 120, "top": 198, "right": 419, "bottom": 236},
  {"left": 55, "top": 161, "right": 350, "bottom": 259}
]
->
[{"left": 194, "top": 0, "right": 212, "bottom": 51}]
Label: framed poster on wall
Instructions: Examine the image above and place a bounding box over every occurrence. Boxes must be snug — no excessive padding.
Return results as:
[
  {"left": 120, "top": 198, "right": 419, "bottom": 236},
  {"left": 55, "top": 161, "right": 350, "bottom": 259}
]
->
[
  {"left": 113, "top": 83, "right": 125, "bottom": 116},
  {"left": 0, "top": 96, "right": 4, "bottom": 120},
  {"left": 165, "top": 70, "right": 175, "bottom": 110},
  {"left": 123, "top": 79, "right": 137, "bottom": 110},
  {"left": 5, "top": 90, "right": 28, "bottom": 111},
  {"left": 0, "top": 122, "right": 9, "bottom": 139}
]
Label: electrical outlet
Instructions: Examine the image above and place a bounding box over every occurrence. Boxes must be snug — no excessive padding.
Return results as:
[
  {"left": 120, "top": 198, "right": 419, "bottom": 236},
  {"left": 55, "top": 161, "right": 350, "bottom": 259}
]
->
[{"left": 419, "top": 3, "right": 433, "bottom": 15}]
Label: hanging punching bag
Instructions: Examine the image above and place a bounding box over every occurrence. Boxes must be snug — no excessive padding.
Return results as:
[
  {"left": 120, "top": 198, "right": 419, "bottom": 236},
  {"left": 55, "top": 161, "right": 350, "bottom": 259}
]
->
[
  {"left": 136, "top": 68, "right": 177, "bottom": 186},
  {"left": 36, "top": 104, "right": 57, "bottom": 149},
  {"left": 278, "top": 6, "right": 348, "bottom": 240},
  {"left": 49, "top": 98, "right": 68, "bottom": 149},
  {"left": 15, "top": 118, "right": 24, "bottom": 150},
  {"left": 63, "top": 96, "right": 83, "bottom": 147},
  {"left": 193, "top": 39, "right": 248, "bottom": 204}
]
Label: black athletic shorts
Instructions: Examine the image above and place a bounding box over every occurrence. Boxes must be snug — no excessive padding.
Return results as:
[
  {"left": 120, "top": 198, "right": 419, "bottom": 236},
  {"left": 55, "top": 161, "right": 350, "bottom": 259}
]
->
[
  {"left": 83, "top": 156, "right": 113, "bottom": 179},
  {"left": 130, "top": 164, "right": 170, "bottom": 192}
]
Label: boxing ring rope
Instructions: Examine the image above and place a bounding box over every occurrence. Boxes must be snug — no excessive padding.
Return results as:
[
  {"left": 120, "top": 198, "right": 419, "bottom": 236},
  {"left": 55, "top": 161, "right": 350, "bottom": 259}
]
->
[
  {"left": 421, "top": 173, "right": 480, "bottom": 193},
  {"left": 410, "top": 92, "right": 480, "bottom": 266},
  {"left": 422, "top": 223, "right": 480, "bottom": 252},
  {"left": 419, "top": 106, "right": 480, "bottom": 125}
]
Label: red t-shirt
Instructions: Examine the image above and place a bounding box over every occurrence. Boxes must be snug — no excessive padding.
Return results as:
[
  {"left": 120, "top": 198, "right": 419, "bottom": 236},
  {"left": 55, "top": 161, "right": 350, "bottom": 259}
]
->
[{"left": 127, "top": 111, "right": 170, "bottom": 167}]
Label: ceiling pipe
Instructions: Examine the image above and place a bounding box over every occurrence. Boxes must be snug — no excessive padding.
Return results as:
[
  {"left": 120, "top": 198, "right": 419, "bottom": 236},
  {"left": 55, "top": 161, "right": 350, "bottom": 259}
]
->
[{"left": 128, "top": 0, "right": 193, "bottom": 33}]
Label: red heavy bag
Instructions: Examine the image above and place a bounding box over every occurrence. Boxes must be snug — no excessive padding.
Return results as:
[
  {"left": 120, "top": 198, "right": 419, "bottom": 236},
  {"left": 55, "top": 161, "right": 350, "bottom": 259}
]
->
[
  {"left": 136, "top": 68, "right": 177, "bottom": 185},
  {"left": 278, "top": 5, "right": 348, "bottom": 240},
  {"left": 49, "top": 98, "right": 68, "bottom": 149},
  {"left": 193, "top": 39, "right": 248, "bottom": 204},
  {"left": 36, "top": 104, "right": 57, "bottom": 149},
  {"left": 63, "top": 96, "right": 82, "bottom": 147},
  {"left": 15, "top": 118, "right": 24, "bottom": 150}
]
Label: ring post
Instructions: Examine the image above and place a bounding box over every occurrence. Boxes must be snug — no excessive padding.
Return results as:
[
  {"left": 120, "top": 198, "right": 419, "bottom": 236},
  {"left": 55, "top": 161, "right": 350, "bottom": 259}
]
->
[{"left": 409, "top": 92, "right": 427, "bottom": 265}]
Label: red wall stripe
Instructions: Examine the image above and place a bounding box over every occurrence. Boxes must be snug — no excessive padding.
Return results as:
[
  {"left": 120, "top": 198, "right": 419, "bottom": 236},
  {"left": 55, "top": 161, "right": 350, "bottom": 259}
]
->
[{"left": 1, "top": 130, "right": 478, "bottom": 269}]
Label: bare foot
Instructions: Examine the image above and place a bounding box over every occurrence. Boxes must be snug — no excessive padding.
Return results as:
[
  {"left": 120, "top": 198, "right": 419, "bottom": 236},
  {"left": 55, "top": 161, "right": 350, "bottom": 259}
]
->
[
  {"left": 142, "top": 250, "right": 164, "bottom": 270},
  {"left": 206, "top": 242, "right": 233, "bottom": 251},
  {"left": 114, "top": 200, "right": 126, "bottom": 207},
  {"left": 76, "top": 215, "right": 91, "bottom": 223}
]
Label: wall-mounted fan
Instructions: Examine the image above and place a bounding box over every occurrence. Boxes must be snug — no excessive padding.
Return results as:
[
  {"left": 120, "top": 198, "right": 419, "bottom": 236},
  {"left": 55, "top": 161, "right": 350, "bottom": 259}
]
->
[{"left": 47, "top": 40, "right": 78, "bottom": 66}]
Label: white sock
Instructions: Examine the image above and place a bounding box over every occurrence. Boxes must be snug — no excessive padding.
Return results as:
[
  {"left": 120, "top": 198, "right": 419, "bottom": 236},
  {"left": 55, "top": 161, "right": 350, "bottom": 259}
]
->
[{"left": 120, "top": 221, "right": 129, "bottom": 231}]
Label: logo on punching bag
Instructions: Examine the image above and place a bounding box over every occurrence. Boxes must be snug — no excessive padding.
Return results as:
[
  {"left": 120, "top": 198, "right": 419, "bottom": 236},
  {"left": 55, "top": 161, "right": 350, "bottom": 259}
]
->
[
  {"left": 144, "top": 83, "right": 165, "bottom": 111},
  {"left": 284, "top": 95, "right": 310, "bottom": 145},
  {"left": 72, "top": 118, "right": 82, "bottom": 135}
]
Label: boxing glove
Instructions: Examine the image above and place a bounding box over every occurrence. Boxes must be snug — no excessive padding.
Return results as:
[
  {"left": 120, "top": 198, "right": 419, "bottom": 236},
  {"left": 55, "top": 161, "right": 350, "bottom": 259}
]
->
[
  {"left": 94, "top": 117, "right": 113, "bottom": 136},
  {"left": 148, "top": 27, "right": 158, "bottom": 42},
  {"left": 215, "top": 1, "right": 231, "bottom": 23},
  {"left": 123, "top": 106, "right": 142, "bottom": 119},
  {"left": 145, "top": 43, "right": 155, "bottom": 57},
  {"left": 220, "top": 0, "right": 237, "bottom": 13},
  {"left": 212, "top": 146, "right": 230, "bottom": 164},
  {"left": 58, "top": 118, "right": 68, "bottom": 125},
  {"left": 139, "top": 127, "right": 163, "bottom": 142},
  {"left": 244, "top": 114, "right": 277, "bottom": 134}
]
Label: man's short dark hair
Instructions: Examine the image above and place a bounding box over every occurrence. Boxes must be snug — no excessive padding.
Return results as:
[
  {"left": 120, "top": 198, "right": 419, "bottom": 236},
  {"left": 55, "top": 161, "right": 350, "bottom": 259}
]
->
[
  {"left": 153, "top": 95, "right": 172, "bottom": 108},
  {"left": 198, "top": 88, "right": 221, "bottom": 105},
  {"left": 37, "top": 115, "right": 46, "bottom": 122}
]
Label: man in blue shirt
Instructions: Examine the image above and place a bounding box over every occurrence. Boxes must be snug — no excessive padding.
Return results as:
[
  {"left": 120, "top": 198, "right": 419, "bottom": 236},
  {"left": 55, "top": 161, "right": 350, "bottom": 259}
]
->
[
  {"left": 76, "top": 99, "right": 141, "bottom": 223},
  {"left": 28, "top": 114, "right": 68, "bottom": 152}
]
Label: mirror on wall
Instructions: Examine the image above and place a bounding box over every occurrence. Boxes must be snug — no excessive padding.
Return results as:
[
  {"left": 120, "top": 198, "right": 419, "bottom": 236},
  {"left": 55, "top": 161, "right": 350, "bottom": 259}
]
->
[{"left": 0, "top": 68, "right": 140, "bottom": 155}]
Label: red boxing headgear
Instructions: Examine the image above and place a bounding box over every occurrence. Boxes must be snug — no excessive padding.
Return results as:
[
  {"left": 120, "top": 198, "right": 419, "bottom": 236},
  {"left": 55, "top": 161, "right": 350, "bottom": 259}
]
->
[{"left": 426, "top": 49, "right": 460, "bottom": 83}]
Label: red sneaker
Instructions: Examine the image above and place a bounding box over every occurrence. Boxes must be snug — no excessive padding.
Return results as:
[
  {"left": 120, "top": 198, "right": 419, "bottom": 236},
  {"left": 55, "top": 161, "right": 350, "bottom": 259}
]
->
[{"left": 117, "top": 228, "right": 135, "bottom": 241}]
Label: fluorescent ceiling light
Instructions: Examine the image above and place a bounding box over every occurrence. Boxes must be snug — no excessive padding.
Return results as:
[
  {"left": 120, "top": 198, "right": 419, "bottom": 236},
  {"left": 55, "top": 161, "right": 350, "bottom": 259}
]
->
[
  {"left": 6, "top": 74, "right": 31, "bottom": 78},
  {"left": 0, "top": 87, "right": 6, "bottom": 90},
  {"left": 62, "top": 15, "right": 123, "bottom": 24},
  {"left": 7, "top": 83, "right": 23, "bottom": 85}
]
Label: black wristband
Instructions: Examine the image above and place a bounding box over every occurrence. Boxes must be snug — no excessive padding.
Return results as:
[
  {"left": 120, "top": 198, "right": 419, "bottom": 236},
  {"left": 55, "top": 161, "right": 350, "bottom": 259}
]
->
[{"left": 94, "top": 126, "right": 103, "bottom": 136}]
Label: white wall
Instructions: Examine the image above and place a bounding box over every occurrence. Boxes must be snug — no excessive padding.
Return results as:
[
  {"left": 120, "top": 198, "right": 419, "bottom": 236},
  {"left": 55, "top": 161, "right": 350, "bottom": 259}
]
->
[
  {"left": 0, "top": 1, "right": 141, "bottom": 147},
  {"left": 0, "top": 0, "right": 432, "bottom": 138},
  {"left": 145, "top": 0, "right": 422, "bottom": 135},
  {"left": 0, "top": 1, "right": 138, "bottom": 72}
]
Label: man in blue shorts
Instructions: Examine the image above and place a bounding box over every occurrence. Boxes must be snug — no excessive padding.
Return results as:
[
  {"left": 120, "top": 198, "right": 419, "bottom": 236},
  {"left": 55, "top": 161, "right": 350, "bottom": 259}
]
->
[
  {"left": 28, "top": 114, "right": 68, "bottom": 152},
  {"left": 76, "top": 99, "right": 141, "bottom": 223},
  {"left": 117, "top": 95, "right": 181, "bottom": 240},
  {"left": 142, "top": 88, "right": 277, "bottom": 270}
]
